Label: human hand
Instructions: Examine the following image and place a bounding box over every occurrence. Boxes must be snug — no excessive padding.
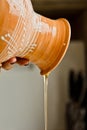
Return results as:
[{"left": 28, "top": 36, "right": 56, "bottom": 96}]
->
[{"left": 0, "top": 57, "right": 29, "bottom": 70}]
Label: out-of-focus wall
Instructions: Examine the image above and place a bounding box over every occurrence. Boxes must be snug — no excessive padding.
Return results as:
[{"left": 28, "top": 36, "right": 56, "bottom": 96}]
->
[
  {"left": 0, "top": 40, "right": 85, "bottom": 130},
  {"left": 48, "top": 40, "right": 85, "bottom": 130},
  {"left": 32, "top": 0, "right": 87, "bottom": 11}
]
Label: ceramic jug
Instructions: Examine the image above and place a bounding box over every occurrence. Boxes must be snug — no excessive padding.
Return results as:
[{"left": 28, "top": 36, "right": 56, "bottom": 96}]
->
[{"left": 0, "top": 0, "right": 71, "bottom": 74}]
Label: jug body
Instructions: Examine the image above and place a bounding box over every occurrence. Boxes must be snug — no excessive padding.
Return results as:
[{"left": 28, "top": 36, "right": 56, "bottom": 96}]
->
[{"left": 0, "top": 0, "right": 71, "bottom": 74}]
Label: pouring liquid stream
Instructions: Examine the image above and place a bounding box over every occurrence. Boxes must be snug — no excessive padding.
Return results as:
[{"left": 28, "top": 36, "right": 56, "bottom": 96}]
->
[{"left": 43, "top": 74, "right": 49, "bottom": 130}]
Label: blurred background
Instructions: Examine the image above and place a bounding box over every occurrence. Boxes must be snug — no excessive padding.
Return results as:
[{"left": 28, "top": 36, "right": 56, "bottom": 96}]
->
[{"left": 0, "top": 0, "right": 87, "bottom": 130}]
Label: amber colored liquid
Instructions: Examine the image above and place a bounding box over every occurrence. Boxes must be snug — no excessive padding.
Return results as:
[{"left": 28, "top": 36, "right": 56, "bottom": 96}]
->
[{"left": 43, "top": 74, "right": 49, "bottom": 130}]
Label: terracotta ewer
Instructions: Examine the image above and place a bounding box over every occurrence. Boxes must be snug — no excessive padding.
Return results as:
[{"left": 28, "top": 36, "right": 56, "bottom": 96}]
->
[{"left": 0, "top": 0, "right": 71, "bottom": 75}]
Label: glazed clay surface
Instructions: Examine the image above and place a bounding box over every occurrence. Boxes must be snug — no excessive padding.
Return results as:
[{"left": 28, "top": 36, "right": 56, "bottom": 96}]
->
[{"left": 0, "top": 0, "right": 71, "bottom": 74}]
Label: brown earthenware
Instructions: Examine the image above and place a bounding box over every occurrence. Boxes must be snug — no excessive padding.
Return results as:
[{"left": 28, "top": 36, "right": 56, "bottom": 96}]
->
[{"left": 0, "top": 0, "right": 71, "bottom": 75}]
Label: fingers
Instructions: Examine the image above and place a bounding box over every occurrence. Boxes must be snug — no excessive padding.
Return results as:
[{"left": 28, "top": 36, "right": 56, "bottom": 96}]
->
[
  {"left": 2, "top": 62, "right": 13, "bottom": 70},
  {"left": 0, "top": 64, "right": 2, "bottom": 72},
  {"left": 8, "top": 57, "right": 17, "bottom": 63},
  {"left": 1, "top": 57, "right": 29, "bottom": 70},
  {"left": 2, "top": 57, "right": 17, "bottom": 70},
  {"left": 0, "top": 64, "right": 2, "bottom": 67},
  {"left": 16, "top": 57, "right": 29, "bottom": 66}
]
